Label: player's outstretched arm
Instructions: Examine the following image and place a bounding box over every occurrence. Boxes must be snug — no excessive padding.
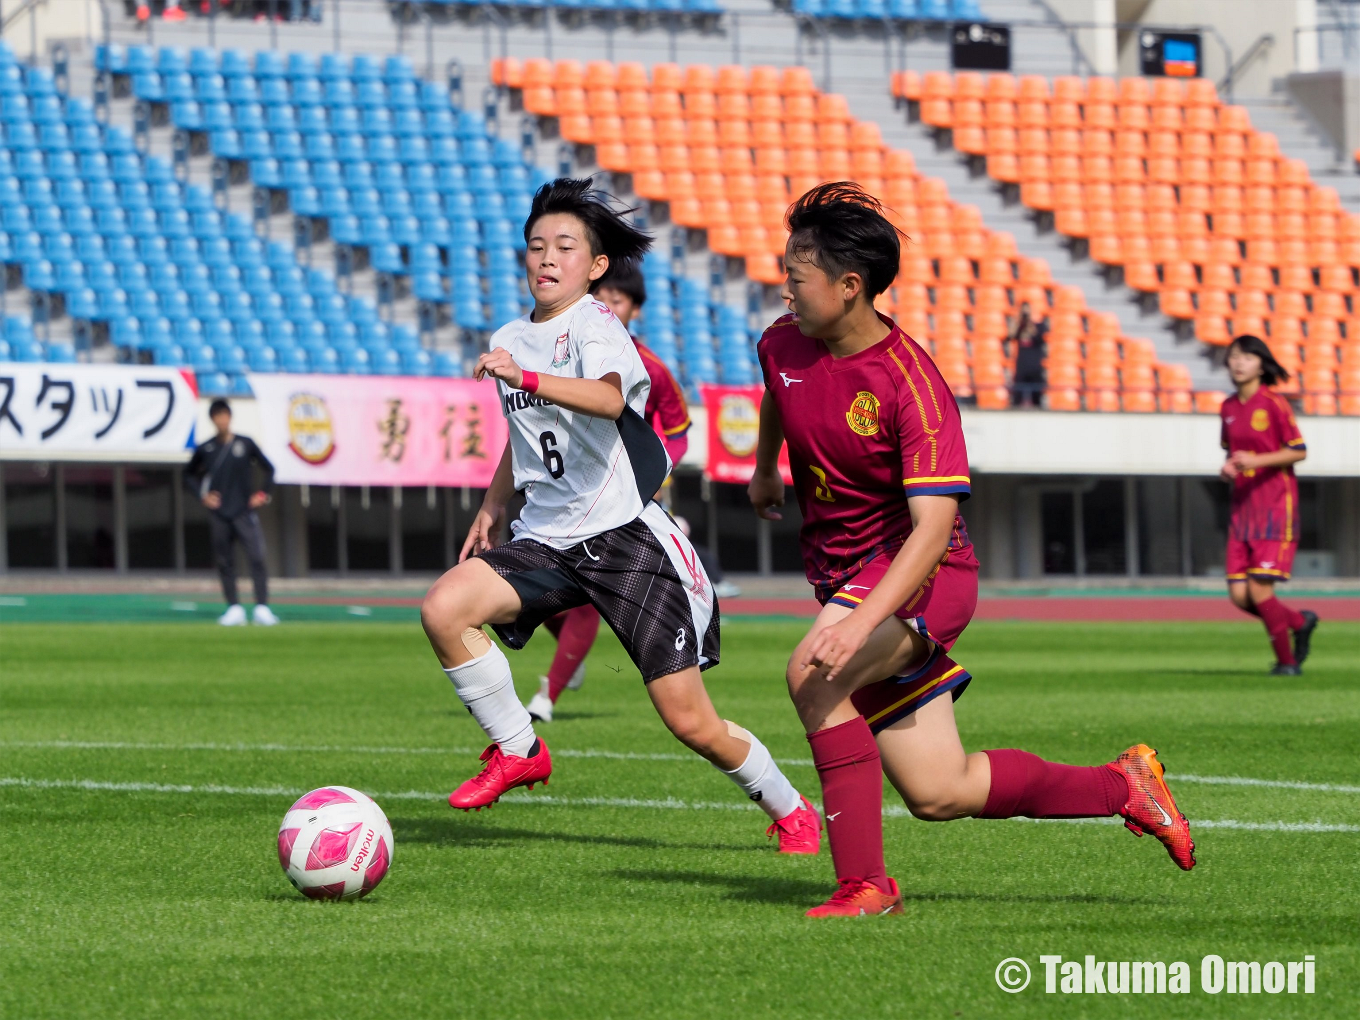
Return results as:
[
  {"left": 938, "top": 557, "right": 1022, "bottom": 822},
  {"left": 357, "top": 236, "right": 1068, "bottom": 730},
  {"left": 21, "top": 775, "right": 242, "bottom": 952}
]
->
[
  {"left": 801, "top": 494, "right": 959, "bottom": 680},
  {"left": 459, "top": 442, "right": 514, "bottom": 562},
  {"left": 749, "top": 392, "right": 786, "bottom": 521},
  {"left": 1230, "top": 447, "right": 1306, "bottom": 470},
  {"left": 475, "top": 347, "right": 625, "bottom": 419}
]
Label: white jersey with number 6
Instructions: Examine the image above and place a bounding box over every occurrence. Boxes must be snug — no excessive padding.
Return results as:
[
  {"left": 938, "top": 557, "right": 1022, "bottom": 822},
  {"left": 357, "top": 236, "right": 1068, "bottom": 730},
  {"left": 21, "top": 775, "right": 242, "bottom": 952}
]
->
[{"left": 491, "top": 292, "right": 666, "bottom": 549}]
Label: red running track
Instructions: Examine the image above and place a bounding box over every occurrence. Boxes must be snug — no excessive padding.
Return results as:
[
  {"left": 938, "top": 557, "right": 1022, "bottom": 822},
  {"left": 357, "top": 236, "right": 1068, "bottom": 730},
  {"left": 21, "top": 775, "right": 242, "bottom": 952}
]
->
[
  {"left": 264, "top": 593, "right": 1360, "bottom": 622},
  {"left": 719, "top": 596, "right": 1360, "bottom": 622}
]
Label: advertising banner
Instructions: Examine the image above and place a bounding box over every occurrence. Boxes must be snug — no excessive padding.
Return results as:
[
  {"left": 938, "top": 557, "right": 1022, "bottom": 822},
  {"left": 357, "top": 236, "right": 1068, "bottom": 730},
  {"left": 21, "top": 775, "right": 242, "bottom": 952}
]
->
[
  {"left": 701, "top": 384, "right": 792, "bottom": 484},
  {"left": 247, "top": 373, "right": 506, "bottom": 487},
  {"left": 0, "top": 363, "right": 198, "bottom": 461}
]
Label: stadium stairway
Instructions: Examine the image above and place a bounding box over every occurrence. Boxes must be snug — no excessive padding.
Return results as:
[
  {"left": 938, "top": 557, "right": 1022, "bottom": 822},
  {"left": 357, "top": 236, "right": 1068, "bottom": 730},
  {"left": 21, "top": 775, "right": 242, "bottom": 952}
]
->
[{"left": 1239, "top": 92, "right": 1360, "bottom": 210}]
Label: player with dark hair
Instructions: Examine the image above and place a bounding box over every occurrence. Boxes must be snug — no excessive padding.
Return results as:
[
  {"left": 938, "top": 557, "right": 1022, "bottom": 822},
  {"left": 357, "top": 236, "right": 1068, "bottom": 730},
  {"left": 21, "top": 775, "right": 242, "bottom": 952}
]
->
[
  {"left": 525, "top": 261, "right": 694, "bottom": 723},
  {"left": 750, "top": 182, "right": 1194, "bottom": 916},
  {"left": 1219, "top": 335, "right": 1317, "bottom": 674},
  {"left": 419, "top": 178, "right": 821, "bottom": 853}
]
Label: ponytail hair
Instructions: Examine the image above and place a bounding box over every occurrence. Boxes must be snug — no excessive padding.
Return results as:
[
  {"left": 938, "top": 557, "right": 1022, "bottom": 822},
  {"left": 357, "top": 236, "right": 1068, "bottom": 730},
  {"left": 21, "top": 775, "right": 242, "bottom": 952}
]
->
[{"left": 1229, "top": 334, "right": 1290, "bottom": 385}]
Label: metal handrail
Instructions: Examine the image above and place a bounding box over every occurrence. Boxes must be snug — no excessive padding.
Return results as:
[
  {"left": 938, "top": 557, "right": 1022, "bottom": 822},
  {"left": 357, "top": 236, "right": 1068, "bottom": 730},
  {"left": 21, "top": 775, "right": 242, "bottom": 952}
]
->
[
  {"left": 1, "top": 0, "right": 45, "bottom": 33},
  {"left": 1219, "top": 33, "right": 1273, "bottom": 95}
]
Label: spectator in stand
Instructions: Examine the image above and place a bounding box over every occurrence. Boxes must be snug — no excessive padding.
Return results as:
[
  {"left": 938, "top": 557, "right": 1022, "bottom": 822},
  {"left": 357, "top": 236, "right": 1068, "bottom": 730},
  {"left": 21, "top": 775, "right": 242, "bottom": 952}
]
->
[
  {"left": 1008, "top": 302, "right": 1048, "bottom": 408},
  {"left": 184, "top": 399, "right": 279, "bottom": 627}
]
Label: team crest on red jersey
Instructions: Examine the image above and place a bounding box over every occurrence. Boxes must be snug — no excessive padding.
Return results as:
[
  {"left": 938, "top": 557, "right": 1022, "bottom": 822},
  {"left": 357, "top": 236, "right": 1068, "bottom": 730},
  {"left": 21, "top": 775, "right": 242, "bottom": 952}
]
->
[
  {"left": 1251, "top": 408, "right": 1270, "bottom": 431},
  {"left": 846, "top": 391, "right": 881, "bottom": 436},
  {"left": 551, "top": 331, "right": 571, "bottom": 368}
]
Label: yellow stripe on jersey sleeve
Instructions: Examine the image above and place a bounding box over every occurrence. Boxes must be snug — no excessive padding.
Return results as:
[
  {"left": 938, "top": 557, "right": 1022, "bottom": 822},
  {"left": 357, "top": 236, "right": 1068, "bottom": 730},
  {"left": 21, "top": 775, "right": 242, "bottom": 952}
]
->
[{"left": 903, "top": 475, "right": 972, "bottom": 486}]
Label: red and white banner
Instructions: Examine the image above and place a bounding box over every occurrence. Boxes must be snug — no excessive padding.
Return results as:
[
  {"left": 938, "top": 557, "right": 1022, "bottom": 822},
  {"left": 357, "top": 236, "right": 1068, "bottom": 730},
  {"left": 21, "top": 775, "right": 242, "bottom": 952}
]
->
[
  {"left": 701, "top": 384, "right": 791, "bottom": 485},
  {"left": 247, "top": 373, "right": 507, "bottom": 487}
]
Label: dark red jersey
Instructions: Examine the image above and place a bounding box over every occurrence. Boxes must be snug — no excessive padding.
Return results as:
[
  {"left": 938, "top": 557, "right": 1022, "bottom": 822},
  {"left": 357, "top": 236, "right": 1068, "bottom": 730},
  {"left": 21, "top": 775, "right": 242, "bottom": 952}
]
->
[
  {"left": 634, "top": 338, "right": 691, "bottom": 440},
  {"left": 1220, "top": 387, "right": 1305, "bottom": 542},
  {"left": 757, "top": 313, "right": 973, "bottom": 594}
]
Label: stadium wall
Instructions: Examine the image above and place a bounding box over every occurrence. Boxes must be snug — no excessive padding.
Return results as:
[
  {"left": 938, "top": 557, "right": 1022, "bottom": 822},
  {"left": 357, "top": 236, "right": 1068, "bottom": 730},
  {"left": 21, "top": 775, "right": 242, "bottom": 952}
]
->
[
  {"left": 4, "top": 396, "right": 1358, "bottom": 579},
  {"left": 1046, "top": 0, "right": 1317, "bottom": 99}
]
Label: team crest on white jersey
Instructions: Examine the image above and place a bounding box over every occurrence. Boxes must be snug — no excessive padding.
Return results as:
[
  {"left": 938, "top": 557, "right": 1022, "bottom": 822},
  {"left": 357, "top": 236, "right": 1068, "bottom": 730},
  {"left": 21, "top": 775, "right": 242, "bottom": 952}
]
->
[{"left": 551, "top": 331, "right": 571, "bottom": 368}]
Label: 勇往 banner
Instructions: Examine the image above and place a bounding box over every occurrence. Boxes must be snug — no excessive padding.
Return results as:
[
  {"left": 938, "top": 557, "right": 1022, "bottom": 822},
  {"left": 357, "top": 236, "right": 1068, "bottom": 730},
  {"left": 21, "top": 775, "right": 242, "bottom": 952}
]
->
[
  {"left": 0, "top": 363, "right": 198, "bottom": 461},
  {"left": 247, "top": 373, "right": 506, "bottom": 487},
  {"left": 701, "top": 384, "right": 791, "bottom": 485}
]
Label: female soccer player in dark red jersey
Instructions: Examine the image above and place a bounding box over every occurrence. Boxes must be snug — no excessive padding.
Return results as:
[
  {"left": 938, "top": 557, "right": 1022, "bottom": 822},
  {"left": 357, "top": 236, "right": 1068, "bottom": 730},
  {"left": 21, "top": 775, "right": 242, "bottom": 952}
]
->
[
  {"left": 525, "top": 264, "right": 694, "bottom": 723},
  {"left": 1219, "top": 335, "right": 1318, "bottom": 675},
  {"left": 749, "top": 183, "right": 1196, "bottom": 917}
]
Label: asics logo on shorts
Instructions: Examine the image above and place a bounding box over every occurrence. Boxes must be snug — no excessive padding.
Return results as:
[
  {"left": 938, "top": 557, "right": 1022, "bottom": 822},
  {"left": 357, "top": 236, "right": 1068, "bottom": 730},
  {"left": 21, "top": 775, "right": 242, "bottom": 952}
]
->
[{"left": 675, "top": 628, "right": 687, "bottom": 650}]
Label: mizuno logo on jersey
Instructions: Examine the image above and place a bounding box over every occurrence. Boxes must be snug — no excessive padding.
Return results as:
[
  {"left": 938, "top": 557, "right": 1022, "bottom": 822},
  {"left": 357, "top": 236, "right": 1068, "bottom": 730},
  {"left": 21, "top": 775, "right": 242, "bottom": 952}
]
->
[{"left": 503, "top": 391, "right": 552, "bottom": 414}]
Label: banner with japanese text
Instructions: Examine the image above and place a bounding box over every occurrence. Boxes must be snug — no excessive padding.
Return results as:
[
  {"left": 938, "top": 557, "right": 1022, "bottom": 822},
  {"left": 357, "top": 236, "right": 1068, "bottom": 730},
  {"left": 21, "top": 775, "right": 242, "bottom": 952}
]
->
[
  {"left": 701, "top": 384, "right": 791, "bottom": 485},
  {"left": 0, "top": 363, "right": 198, "bottom": 461},
  {"left": 247, "top": 373, "right": 506, "bottom": 487}
]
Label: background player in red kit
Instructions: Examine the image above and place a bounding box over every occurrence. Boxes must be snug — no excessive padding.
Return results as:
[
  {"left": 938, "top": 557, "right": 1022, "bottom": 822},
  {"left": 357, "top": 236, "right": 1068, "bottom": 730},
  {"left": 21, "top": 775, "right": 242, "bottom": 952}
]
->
[
  {"left": 750, "top": 183, "right": 1196, "bottom": 917},
  {"left": 1219, "top": 335, "right": 1318, "bottom": 675},
  {"left": 525, "top": 263, "right": 693, "bottom": 723}
]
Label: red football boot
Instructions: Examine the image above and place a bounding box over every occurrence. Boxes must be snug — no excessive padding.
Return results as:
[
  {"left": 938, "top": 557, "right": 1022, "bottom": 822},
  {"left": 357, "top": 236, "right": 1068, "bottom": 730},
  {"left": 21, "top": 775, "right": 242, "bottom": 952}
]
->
[
  {"left": 1109, "top": 744, "right": 1196, "bottom": 871},
  {"left": 805, "top": 877, "right": 904, "bottom": 917},
  {"left": 449, "top": 740, "right": 552, "bottom": 811},
  {"left": 766, "top": 795, "right": 822, "bottom": 855}
]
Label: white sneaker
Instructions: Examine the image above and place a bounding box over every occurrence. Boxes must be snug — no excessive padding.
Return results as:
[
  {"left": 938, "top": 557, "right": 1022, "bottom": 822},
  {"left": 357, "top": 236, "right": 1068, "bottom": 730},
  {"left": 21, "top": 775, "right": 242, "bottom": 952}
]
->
[
  {"left": 526, "top": 680, "right": 554, "bottom": 723},
  {"left": 217, "top": 604, "right": 247, "bottom": 626},
  {"left": 252, "top": 604, "right": 279, "bottom": 626},
  {"left": 714, "top": 580, "right": 742, "bottom": 598},
  {"left": 565, "top": 661, "right": 586, "bottom": 691}
]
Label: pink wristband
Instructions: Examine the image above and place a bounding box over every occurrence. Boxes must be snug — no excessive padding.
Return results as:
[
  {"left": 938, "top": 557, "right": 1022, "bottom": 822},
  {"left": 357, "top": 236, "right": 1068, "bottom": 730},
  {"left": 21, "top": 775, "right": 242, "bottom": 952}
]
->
[{"left": 521, "top": 371, "right": 540, "bottom": 394}]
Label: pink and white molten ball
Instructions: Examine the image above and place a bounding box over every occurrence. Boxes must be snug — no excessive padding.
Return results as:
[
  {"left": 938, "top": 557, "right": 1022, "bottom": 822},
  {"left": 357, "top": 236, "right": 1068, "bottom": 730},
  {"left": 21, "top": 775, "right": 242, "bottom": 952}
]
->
[{"left": 277, "top": 786, "right": 393, "bottom": 901}]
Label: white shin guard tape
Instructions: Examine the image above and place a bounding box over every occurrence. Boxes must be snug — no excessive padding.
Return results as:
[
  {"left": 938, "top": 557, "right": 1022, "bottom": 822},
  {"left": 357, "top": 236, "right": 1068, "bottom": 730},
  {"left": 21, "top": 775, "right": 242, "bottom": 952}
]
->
[
  {"left": 443, "top": 643, "right": 536, "bottom": 757},
  {"left": 719, "top": 724, "right": 801, "bottom": 821}
]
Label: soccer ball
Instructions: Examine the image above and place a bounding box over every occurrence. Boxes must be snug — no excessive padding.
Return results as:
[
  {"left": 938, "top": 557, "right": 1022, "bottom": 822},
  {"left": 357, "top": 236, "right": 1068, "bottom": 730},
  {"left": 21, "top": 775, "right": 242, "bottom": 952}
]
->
[{"left": 277, "top": 786, "right": 393, "bottom": 901}]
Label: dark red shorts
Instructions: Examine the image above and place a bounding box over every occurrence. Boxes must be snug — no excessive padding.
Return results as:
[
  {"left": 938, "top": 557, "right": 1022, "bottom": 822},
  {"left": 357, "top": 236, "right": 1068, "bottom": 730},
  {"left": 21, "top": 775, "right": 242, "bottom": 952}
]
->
[
  {"left": 1226, "top": 537, "right": 1296, "bottom": 582},
  {"left": 819, "top": 544, "right": 980, "bottom": 734}
]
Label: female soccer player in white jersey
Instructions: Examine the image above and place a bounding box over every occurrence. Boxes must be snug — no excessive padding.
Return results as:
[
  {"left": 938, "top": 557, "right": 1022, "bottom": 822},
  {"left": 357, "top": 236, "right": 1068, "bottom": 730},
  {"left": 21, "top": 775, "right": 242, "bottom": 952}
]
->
[{"left": 420, "top": 179, "right": 820, "bottom": 853}]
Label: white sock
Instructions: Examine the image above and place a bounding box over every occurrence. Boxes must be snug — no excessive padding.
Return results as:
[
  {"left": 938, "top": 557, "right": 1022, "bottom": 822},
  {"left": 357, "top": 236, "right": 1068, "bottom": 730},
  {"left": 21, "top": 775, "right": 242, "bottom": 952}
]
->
[
  {"left": 443, "top": 642, "right": 537, "bottom": 757},
  {"left": 719, "top": 723, "right": 801, "bottom": 821}
]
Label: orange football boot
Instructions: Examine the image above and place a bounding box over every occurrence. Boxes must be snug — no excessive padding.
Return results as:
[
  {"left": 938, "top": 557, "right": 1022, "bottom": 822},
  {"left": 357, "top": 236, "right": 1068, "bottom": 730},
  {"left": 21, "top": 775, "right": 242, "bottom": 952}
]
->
[
  {"left": 805, "top": 877, "right": 904, "bottom": 917},
  {"left": 766, "top": 795, "right": 822, "bottom": 855},
  {"left": 449, "top": 740, "right": 552, "bottom": 811},
  {"left": 1109, "top": 744, "right": 1196, "bottom": 870}
]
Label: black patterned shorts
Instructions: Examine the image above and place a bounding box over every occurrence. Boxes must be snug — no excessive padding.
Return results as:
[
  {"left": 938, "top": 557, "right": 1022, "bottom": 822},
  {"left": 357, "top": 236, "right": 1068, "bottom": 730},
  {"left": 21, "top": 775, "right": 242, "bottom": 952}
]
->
[{"left": 477, "top": 502, "right": 721, "bottom": 682}]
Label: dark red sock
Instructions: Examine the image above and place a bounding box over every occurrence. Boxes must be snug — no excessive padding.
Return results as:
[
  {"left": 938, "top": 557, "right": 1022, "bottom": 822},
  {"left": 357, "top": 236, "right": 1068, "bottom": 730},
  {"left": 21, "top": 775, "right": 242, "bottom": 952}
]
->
[
  {"left": 547, "top": 605, "right": 601, "bottom": 702},
  {"left": 807, "top": 717, "right": 889, "bottom": 893},
  {"left": 1255, "top": 597, "right": 1301, "bottom": 664},
  {"left": 979, "top": 749, "right": 1129, "bottom": 819}
]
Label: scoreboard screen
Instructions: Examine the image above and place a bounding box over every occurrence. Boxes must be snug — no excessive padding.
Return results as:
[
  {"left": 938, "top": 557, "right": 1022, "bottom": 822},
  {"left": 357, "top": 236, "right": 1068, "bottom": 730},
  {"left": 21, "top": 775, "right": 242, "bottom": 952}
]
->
[
  {"left": 950, "top": 22, "right": 1012, "bottom": 72},
  {"left": 1140, "top": 31, "right": 1202, "bottom": 78}
]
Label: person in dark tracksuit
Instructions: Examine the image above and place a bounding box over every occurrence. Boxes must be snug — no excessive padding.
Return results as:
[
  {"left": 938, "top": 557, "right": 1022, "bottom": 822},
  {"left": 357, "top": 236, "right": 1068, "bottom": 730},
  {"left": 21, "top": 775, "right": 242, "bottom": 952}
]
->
[{"left": 184, "top": 398, "right": 279, "bottom": 626}]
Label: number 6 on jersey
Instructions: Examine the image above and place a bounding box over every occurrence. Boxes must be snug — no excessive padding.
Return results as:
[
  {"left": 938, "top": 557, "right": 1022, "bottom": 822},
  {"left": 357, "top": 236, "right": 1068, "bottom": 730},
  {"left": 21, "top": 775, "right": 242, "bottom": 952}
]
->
[{"left": 539, "top": 431, "right": 564, "bottom": 479}]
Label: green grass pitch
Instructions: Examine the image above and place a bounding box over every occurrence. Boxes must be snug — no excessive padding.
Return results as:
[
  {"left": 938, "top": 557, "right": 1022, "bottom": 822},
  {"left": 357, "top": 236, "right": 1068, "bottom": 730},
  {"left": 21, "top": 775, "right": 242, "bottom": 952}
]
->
[{"left": 0, "top": 617, "right": 1356, "bottom": 1018}]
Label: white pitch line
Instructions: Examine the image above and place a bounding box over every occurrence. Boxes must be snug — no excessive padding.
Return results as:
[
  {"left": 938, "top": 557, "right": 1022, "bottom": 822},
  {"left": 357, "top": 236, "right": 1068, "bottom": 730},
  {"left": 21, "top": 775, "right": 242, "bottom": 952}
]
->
[
  {"left": 1173, "top": 773, "right": 1360, "bottom": 795},
  {"left": 2, "top": 740, "right": 1359, "bottom": 796},
  {"left": 0, "top": 776, "right": 1355, "bottom": 834}
]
